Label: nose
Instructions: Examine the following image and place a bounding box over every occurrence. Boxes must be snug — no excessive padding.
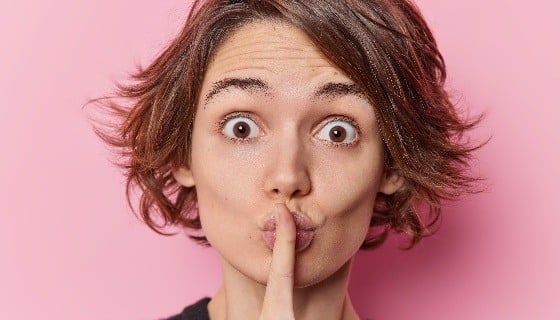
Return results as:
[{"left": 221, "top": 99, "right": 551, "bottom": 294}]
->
[{"left": 264, "top": 131, "right": 311, "bottom": 201}]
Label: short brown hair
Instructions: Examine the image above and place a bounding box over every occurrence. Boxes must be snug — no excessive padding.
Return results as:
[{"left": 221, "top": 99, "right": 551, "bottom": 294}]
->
[{"left": 91, "top": 0, "right": 483, "bottom": 249}]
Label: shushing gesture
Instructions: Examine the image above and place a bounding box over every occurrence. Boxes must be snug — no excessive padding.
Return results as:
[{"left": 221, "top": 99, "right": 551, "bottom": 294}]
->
[{"left": 259, "top": 204, "right": 297, "bottom": 320}]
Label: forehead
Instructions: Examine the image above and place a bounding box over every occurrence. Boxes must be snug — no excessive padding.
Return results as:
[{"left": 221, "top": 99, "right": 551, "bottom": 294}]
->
[{"left": 203, "top": 20, "right": 350, "bottom": 85}]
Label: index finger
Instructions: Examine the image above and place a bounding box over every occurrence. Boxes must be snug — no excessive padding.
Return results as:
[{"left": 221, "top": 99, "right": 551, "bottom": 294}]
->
[{"left": 260, "top": 203, "right": 296, "bottom": 319}]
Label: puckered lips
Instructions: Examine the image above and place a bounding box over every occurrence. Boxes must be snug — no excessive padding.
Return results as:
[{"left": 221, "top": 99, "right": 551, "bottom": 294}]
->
[{"left": 261, "top": 212, "right": 315, "bottom": 253}]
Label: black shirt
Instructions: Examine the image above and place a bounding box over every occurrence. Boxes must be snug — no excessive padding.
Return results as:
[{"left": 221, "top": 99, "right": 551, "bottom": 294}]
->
[
  {"left": 165, "top": 297, "right": 372, "bottom": 319},
  {"left": 166, "top": 297, "right": 211, "bottom": 320}
]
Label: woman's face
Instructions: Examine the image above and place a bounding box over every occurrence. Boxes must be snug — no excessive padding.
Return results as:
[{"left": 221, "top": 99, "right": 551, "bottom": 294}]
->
[{"left": 174, "top": 21, "right": 402, "bottom": 287}]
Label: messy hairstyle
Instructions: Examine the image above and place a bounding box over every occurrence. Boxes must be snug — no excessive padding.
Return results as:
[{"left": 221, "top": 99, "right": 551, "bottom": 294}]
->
[{"left": 91, "top": 0, "right": 483, "bottom": 249}]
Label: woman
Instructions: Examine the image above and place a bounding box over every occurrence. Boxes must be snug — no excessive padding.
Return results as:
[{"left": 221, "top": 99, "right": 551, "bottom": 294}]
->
[{"left": 93, "top": 1, "right": 482, "bottom": 319}]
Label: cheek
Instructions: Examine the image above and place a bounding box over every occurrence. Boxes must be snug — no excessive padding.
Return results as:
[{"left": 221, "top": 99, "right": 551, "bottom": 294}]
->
[
  {"left": 326, "top": 197, "right": 376, "bottom": 247},
  {"left": 189, "top": 138, "right": 264, "bottom": 241},
  {"left": 190, "top": 124, "right": 259, "bottom": 199},
  {"left": 311, "top": 150, "right": 384, "bottom": 216},
  {"left": 309, "top": 152, "right": 383, "bottom": 255}
]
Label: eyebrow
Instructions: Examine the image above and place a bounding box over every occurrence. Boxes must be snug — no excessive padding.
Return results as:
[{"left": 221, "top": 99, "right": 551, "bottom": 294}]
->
[
  {"left": 204, "top": 77, "right": 270, "bottom": 105},
  {"left": 203, "top": 77, "right": 366, "bottom": 106},
  {"left": 312, "top": 82, "right": 365, "bottom": 100}
]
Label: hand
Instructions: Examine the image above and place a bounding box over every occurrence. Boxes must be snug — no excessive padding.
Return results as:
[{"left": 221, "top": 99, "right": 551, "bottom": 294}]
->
[{"left": 259, "top": 203, "right": 297, "bottom": 320}]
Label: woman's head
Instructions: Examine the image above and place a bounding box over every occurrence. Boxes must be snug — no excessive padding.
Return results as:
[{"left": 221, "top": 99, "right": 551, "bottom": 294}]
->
[
  {"left": 94, "top": 0, "right": 481, "bottom": 250},
  {"left": 172, "top": 19, "right": 404, "bottom": 287}
]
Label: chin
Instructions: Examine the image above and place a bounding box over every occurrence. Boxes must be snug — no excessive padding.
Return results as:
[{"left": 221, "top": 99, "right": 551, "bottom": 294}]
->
[
  {"left": 294, "top": 251, "right": 353, "bottom": 289},
  {"left": 220, "top": 237, "right": 355, "bottom": 290},
  {"left": 235, "top": 254, "right": 343, "bottom": 289}
]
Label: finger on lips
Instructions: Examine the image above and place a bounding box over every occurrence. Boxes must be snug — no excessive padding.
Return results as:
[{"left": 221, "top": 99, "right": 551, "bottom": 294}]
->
[{"left": 260, "top": 203, "right": 296, "bottom": 319}]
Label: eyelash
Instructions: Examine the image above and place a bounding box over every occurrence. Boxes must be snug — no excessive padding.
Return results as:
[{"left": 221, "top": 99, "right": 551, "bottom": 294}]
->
[
  {"left": 318, "top": 116, "right": 361, "bottom": 148},
  {"left": 216, "top": 113, "right": 361, "bottom": 147},
  {"left": 217, "top": 112, "right": 258, "bottom": 144}
]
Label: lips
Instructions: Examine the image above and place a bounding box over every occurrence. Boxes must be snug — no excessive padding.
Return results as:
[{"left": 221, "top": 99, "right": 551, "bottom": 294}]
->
[{"left": 261, "top": 212, "right": 315, "bottom": 253}]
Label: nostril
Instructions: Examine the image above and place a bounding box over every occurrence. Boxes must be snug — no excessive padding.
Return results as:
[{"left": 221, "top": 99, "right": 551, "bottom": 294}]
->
[{"left": 271, "top": 188, "right": 304, "bottom": 199}]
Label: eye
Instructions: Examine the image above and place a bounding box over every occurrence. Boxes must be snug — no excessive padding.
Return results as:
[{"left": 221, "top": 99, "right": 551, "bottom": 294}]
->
[
  {"left": 221, "top": 114, "right": 262, "bottom": 140},
  {"left": 316, "top": 118, "right": 358, "bottom": 145}
]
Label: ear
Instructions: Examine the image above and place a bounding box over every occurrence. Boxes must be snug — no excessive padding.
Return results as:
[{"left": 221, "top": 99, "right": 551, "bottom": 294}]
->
[
  {"left": 378, "top": 168, "right": 404, "bottom": 195},
  {"left": 172, "top": 166, "right": 195, "bottom": 187}
]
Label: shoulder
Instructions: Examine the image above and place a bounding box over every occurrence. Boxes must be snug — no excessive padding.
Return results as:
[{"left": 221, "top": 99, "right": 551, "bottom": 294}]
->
[{"left": 164, "top": 297, "right": 211, "bottom": 320}]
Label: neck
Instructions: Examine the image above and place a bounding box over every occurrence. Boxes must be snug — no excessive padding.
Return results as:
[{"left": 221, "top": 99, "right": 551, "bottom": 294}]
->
[{"left": 207, "top": 258, "right": 360, "bottom": 320}]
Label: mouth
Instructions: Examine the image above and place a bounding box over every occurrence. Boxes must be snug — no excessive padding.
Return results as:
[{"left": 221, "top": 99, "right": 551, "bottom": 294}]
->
[{"left": 261, "top": 212, "right": 315, "bottom": 253}]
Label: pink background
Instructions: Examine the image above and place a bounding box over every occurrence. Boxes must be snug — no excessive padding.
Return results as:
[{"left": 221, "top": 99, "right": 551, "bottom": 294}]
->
[{"left": 1, "top": 0, "right": 559, "bottom": 319}]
